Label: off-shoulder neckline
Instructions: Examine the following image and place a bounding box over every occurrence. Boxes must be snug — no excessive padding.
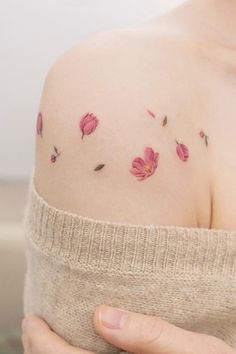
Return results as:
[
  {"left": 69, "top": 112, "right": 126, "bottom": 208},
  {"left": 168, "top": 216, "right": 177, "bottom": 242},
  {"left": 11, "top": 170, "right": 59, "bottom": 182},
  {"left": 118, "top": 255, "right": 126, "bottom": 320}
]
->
[{"left": 28, "top": 171, "right": 236, "bottom": 235}]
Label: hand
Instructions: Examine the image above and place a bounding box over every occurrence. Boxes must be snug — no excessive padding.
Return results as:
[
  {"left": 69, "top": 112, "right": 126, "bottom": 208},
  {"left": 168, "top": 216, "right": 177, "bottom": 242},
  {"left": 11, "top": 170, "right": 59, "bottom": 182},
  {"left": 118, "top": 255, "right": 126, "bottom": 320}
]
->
[{"left": 22, "top": 305, "right": 236, "bottom": 354}]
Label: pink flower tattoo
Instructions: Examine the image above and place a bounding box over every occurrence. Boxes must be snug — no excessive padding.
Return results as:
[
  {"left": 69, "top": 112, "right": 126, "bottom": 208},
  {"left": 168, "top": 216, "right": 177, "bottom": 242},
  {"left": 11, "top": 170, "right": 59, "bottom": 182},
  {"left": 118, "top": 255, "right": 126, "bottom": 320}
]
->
[
  {"left": 175, "top": 140, "right": 189, "bottom": 162},
  {"left": 130, "top": 147, "right": 160, "bottom": 181},
  {"left": 36, "top": 112, "right": 43, "bottom": 137},
  {"left": 199, "top": 130, "right": 209, "bottom": 147},
  {"left": 50, "top": 146, "right": 61, "bottom": 163},
  {"left": 80, "top": 112, "right": 99, "bottom": 139}
]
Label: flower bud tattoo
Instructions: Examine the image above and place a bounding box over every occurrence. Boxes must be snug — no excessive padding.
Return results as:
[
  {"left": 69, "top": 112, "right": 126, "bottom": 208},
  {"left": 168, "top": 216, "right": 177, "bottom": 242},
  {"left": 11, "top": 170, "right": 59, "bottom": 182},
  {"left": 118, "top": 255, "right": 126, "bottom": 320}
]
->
[
  {"left": 80, "top": 112, "right": 99, "bottom": 139},
  {"left": 176, "top": 140, "right": 189, "bottom": 162}
]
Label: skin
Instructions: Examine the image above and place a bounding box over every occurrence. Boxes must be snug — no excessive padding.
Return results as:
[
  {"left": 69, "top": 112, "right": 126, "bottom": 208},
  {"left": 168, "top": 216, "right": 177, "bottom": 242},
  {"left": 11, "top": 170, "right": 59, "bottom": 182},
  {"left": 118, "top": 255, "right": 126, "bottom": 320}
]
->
[
  {"left": 146, "top": 0, "right": 236, "bottom": 229},
  {"left": 34, "top": 0, "right": 236, "bottom": 230},
  {"left": 23, "top": 0, "right": 236, "bottom": 352},
  {"left": 22, "top": 305, "right": 236, "bottom": 354}
]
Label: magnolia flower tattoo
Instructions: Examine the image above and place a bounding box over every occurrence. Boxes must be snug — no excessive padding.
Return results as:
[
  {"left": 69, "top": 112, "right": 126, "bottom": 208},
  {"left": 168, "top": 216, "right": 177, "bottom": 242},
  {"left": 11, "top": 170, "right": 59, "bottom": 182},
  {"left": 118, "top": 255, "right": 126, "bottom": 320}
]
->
[
  {"left": 130, "top": 147, "right": 160, "bottom": 181},
  {"left": 80, "top": 112, "right": 99, "bottom": 139},
  {"left": 175, "top": 140, "right": 189, "bottom": 162}
]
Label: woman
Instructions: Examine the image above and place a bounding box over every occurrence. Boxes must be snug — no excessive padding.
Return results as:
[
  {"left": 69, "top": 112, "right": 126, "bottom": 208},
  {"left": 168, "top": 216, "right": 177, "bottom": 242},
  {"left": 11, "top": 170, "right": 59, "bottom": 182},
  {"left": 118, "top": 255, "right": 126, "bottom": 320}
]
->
[{"left": 21, "top": 0, "right": 236, "bottom": 353}]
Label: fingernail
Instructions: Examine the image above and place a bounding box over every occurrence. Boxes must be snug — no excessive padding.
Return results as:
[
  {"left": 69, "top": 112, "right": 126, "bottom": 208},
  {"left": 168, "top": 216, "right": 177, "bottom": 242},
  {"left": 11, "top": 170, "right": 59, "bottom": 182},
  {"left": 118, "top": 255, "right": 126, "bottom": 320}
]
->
[{"left": 99, "top": 305, "right": 127, "bottom": 329}]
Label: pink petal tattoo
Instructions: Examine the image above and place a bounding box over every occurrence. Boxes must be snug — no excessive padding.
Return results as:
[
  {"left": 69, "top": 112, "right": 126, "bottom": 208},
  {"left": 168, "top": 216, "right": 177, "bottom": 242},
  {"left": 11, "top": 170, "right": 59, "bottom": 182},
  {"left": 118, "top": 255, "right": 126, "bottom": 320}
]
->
[
  {"left": 50, "top": 146, "right": 61, "bottom": 163},
  {"left": 199, "top": 130, "right": 208, "bottom": 147},
  {"left": 80, "top": 112, "right": 99, "bottom": 139},
  {"left": 130, "top": 147, "right": 160, "bottom": 181},
  {"left": 36, "top": 112, "right": 43, "bottom": 137},
  {"left": 147, "top": 109, "right": 156, "bottom": 118},
  {"left": 175, "top": 140, "right": 189, "bottom": 162}
]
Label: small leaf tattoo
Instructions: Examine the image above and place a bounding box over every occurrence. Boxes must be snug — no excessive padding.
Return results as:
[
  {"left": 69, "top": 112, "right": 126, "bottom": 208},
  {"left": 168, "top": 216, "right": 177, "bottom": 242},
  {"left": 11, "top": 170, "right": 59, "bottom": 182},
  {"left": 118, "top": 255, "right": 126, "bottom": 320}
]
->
[
  {"left": 162, "top": 116, "right": 168, "bottom": 126},
  {"left": 94, "top": 164, "right": 105, "bottom": 171},
  {"left": 130, "top": 147, "right": 160, "bottom": 181},
  {"left": 36, "top": 112, "right": 43, "bottom": 137},
  {"left": 175, "top": 139, "right": 189, "bottom": 162},
  {"left": 79, "top": 112, "right": 99, "bottom": 139},
  {"left": 199, "top": 130, "right": 209, "bottom": 147},
  {"left": 50, "top": 146, "right": 61, "bottom": 163},
  {"left": 147, "top": 109, "right": 156, "bottom": 118}
]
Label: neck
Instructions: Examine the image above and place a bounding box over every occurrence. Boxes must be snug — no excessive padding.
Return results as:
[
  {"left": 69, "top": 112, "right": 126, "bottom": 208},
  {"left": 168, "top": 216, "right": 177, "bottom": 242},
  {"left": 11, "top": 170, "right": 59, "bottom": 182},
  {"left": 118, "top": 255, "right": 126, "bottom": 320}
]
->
[{"left": 151, "top": 0, "right": 236, "bottom": 47}]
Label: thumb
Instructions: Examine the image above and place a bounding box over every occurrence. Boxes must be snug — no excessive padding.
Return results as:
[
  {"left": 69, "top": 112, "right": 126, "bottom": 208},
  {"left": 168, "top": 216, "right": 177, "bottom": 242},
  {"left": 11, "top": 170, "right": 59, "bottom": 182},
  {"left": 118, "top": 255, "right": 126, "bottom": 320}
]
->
[{"left": 93, "top": 305, "right": 228, "bottom": 354}]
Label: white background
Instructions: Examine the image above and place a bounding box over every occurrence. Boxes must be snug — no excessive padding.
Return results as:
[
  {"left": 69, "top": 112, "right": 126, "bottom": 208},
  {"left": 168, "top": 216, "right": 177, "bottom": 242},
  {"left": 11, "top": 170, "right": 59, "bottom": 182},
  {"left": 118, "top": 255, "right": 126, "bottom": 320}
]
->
[{"left": 0, "top": 0, "right": 185, "bottom": 180}]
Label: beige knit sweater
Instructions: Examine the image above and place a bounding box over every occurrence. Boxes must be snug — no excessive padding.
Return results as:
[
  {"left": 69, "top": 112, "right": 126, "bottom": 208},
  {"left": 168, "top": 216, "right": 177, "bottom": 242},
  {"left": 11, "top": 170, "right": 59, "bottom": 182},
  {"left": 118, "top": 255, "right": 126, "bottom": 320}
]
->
[{"left": 23, "top": 173, "right": 236, "bottom": 353}]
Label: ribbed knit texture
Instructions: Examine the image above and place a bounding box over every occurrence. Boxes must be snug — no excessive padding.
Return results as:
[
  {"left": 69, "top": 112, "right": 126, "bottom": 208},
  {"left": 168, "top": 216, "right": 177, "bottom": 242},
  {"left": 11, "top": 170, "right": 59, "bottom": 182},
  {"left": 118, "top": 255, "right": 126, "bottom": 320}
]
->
[{"left": 23, "top": 172, "right": 236, "bottom": 353}]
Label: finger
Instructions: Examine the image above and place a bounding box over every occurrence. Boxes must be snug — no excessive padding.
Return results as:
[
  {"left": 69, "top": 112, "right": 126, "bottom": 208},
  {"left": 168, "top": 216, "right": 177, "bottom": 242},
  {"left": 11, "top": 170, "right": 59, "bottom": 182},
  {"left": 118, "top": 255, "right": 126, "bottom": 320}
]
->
[
  {"left": 22, "top": 315, "right": 70, "bottom": 354},
  {"left": 21, "top": 332, "right": 31, "bottom": 354},
  {"left": 22, "top": 315, "right": 94, "bottom": 354},
  {"left": 93, "top": 305, "right": 232, "bottom": 354}
]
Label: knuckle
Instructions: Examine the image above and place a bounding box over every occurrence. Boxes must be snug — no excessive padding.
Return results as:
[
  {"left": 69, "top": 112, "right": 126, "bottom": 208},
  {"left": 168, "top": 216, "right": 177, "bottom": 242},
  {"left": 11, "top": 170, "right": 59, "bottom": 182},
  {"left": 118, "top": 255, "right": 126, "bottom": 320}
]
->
[{"left": 138, "top": 315, "right": 168, "bottom": 349}]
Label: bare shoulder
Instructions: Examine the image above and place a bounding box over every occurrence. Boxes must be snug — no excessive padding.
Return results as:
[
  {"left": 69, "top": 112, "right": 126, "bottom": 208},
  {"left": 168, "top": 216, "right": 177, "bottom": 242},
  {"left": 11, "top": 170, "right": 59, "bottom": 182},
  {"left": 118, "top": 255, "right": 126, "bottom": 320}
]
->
[{"left": 34, "top": 27, "right": 212, "bottom": 228}]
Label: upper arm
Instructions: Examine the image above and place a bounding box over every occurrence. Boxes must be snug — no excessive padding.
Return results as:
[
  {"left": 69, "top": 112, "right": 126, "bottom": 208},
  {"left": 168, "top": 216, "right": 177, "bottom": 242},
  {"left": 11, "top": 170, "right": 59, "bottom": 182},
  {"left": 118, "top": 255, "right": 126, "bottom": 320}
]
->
[{"left": 34, "top": 29, "right": 211, "bottom": 227}]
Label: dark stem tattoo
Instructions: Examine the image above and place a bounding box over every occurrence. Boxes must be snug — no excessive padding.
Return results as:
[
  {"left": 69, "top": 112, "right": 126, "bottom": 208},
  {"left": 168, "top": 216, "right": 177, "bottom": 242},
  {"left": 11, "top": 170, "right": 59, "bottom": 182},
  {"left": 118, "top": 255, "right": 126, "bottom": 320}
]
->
[{"left": 199, "top": 130, "right": 209, "bottom": 147}]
